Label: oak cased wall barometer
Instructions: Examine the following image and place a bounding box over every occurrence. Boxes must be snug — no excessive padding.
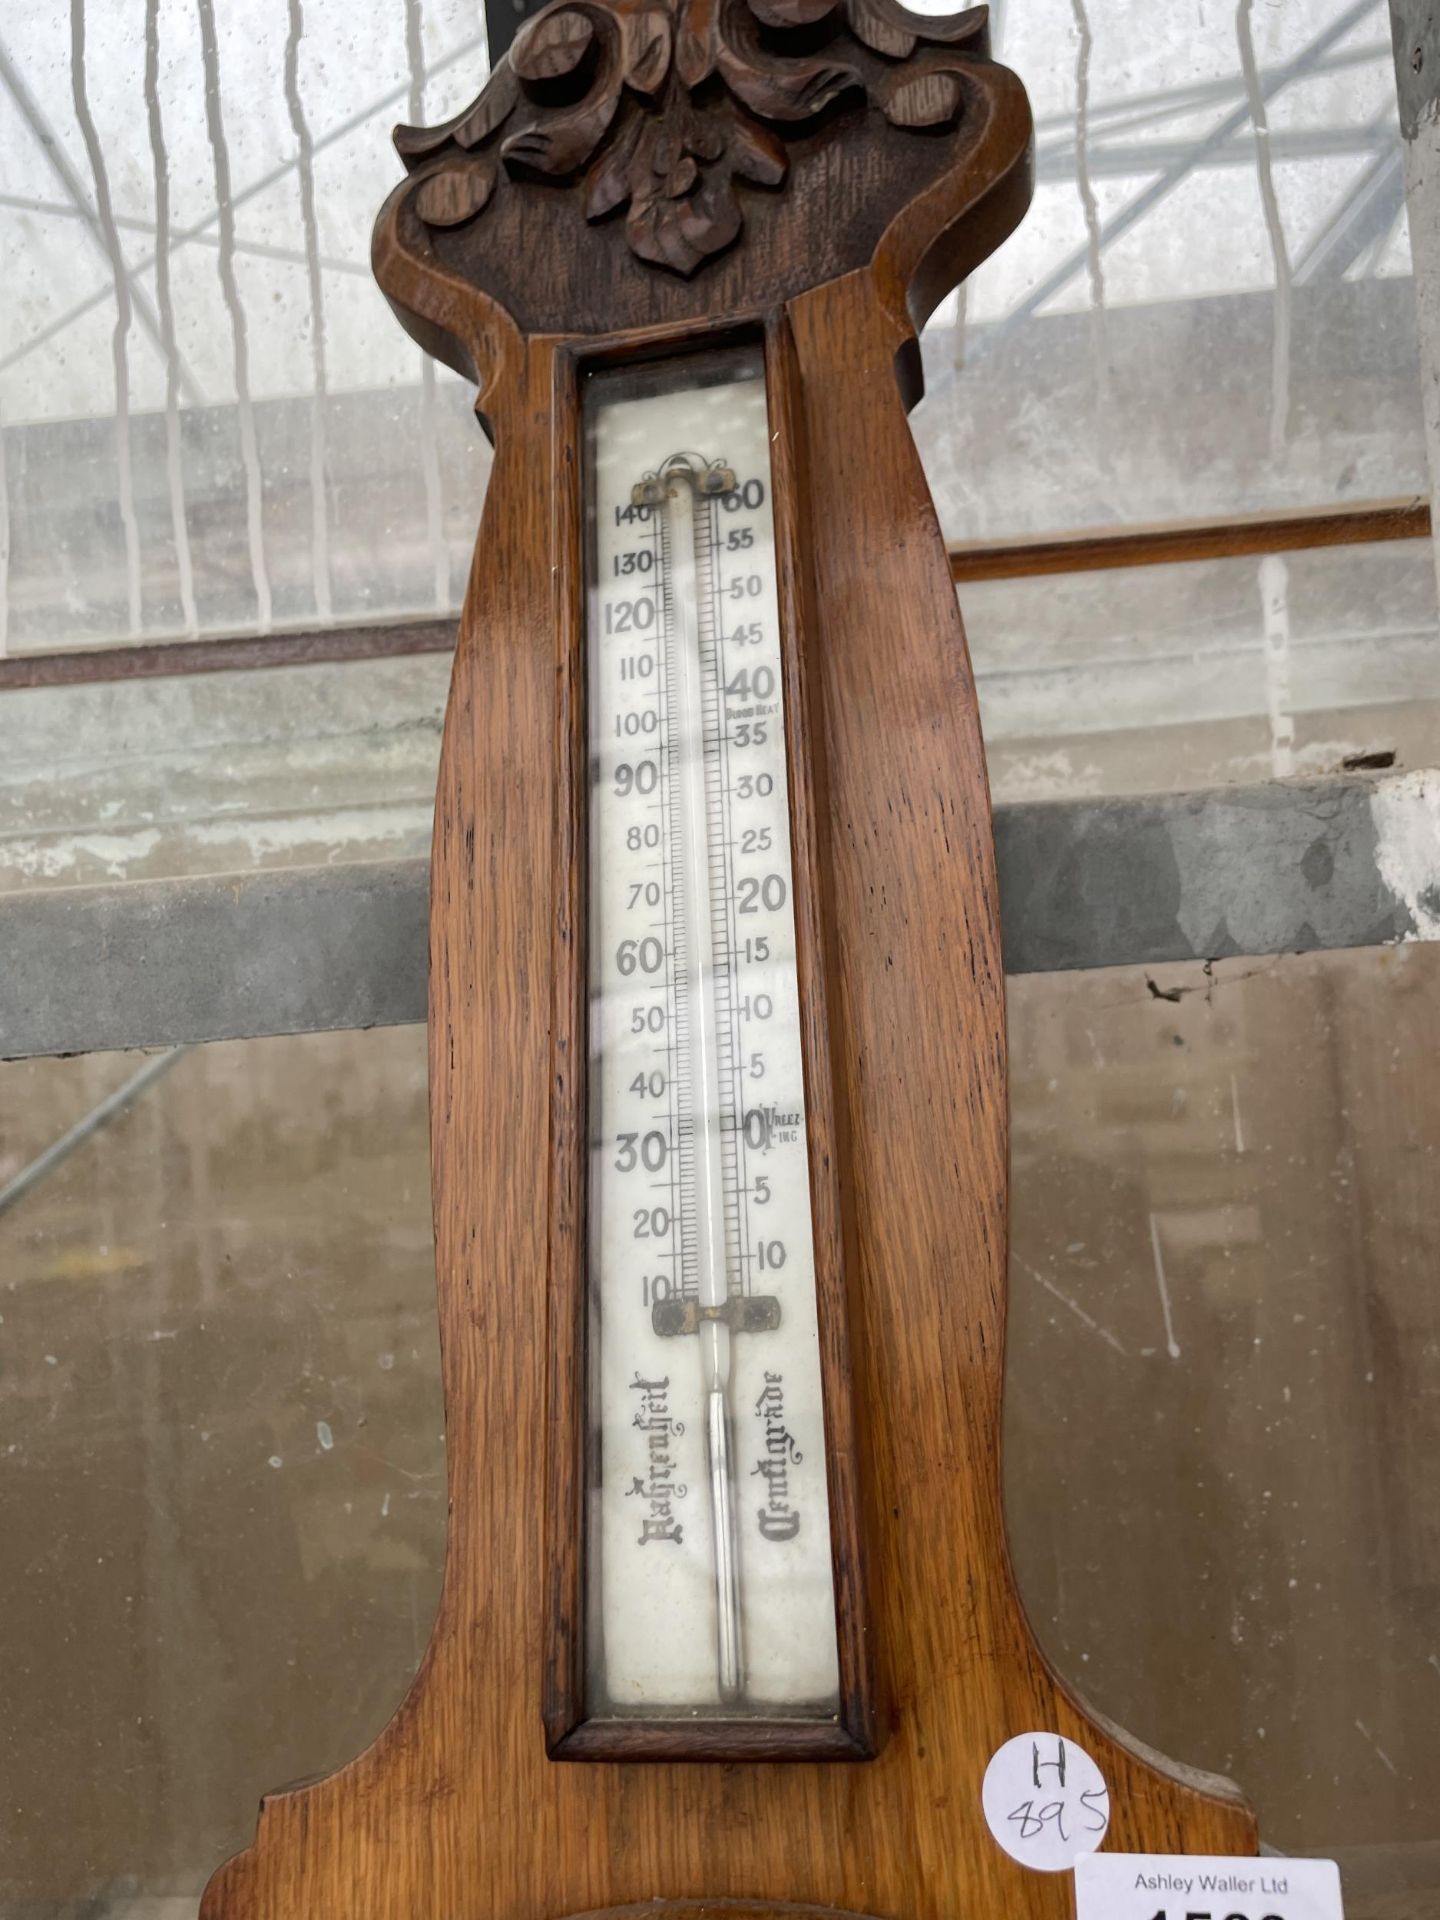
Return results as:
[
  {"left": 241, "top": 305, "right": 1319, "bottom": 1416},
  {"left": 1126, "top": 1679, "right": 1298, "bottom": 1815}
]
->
[{"left": 202, "top": 0, "right": 1258, "bottom": 1911}]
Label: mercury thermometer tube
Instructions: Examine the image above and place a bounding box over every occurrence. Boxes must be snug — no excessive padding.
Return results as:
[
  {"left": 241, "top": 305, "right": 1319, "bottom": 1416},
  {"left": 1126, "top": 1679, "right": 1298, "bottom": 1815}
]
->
[{"left": 645, "top": 454, "right": 743, "bottom": 1703}]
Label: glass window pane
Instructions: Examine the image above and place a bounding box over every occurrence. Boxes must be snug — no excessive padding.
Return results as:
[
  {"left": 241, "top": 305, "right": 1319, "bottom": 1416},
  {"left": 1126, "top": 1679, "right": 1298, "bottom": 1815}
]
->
[
  {"left": 968, "top": 538, "right": 1440, "bottom": 802},
  {"left": 0, "top": 655, "right": 448, "bottom": 893},
  {"left": 6, "top": 952, "right": 1438, "bottom": 1911},
  {"left": 1, "top": 0, "right": 493, "bottom": 654},
  {"left": 1, "top": 0, "right": 1428, "bottom": 652},
  {"left": 915, "top": 0, "right": 1427, "bottom": 537},
  {"left": 5, "top": 532, "right": 1431, "bottom": 897},
  {"left": 1006, "top": 941, "right": 1440, "bottom": 1914},
  {"left": 0, "top": 1027, "right": 443, "bottom": 1911}
]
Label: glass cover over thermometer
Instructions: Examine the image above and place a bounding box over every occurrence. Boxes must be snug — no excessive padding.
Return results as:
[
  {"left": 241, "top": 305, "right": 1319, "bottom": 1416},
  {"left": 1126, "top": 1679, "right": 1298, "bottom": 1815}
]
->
[{"left": 586, "top": 345, "right": 840, "bottom": 1721}]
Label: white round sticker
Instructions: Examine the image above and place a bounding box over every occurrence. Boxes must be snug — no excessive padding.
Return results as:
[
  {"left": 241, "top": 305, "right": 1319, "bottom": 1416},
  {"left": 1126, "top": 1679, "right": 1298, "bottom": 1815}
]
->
[{"left": 981, "top": 1731, "right": 1110, "bottom": 1872}]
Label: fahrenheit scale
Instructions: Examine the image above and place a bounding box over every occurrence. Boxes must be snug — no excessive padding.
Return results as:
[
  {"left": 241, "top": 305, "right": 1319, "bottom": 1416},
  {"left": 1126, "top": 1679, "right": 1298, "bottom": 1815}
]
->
[{"left": 586, "top": 345, "right": 839, "bottom": 1720}]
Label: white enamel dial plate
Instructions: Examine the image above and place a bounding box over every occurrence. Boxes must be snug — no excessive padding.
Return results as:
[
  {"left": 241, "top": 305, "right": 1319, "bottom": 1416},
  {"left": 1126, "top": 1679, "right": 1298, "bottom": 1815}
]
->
[{"left": 585, "top": 348, "right": 840, "bottom": 1719}]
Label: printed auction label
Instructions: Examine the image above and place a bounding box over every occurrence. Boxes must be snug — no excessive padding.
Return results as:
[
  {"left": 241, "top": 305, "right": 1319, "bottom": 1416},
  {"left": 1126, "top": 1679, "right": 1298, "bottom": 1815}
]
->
[{"left": 1075, "top": 1852, "right": 1344, "bottom": 1920}]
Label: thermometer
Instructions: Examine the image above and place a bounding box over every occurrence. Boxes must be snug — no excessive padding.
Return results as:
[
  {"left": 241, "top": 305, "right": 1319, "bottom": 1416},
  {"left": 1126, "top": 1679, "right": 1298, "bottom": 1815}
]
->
[
  {"left": 200, "top": 20, "right": 1247, "bottom": 1918},
  {"left": 586, "top": 346, "right": 840, "bottom": 1720}
]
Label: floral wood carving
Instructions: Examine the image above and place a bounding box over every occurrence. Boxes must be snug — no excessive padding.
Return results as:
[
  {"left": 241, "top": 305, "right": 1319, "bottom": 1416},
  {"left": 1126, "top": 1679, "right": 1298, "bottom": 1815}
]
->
[{"left": 395, "top": 0, "right": 990, "bottom": 276}]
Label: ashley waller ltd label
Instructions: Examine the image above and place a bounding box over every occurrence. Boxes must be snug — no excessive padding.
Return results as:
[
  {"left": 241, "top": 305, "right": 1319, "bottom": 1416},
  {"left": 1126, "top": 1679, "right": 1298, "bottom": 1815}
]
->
[{"left": 1075, "top": 1853, "right": 1344, "bottom": 1920}]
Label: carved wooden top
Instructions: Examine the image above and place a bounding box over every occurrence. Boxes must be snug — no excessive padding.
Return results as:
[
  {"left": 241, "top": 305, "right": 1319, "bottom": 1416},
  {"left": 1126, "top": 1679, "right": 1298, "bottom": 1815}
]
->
[
  {"left": 372, "top": 0, "right": 1030, "bottom": 382},
  {"left": 395, "top": 0, "right": 990, "bottom": 276}
]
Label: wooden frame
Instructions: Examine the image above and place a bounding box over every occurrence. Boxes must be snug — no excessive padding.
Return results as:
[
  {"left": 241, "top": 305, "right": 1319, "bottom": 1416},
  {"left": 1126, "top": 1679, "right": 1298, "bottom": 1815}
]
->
[
  {"left": 544, "top": 320, "right": 873, "bottom": 1763},
  {"left": 200, "top": 6, "right": 1262, "bottom": 1913}
]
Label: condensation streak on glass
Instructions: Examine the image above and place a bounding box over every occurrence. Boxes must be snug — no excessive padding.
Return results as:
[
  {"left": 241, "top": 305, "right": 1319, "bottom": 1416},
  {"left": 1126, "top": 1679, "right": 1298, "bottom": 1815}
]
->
[
  {"left": 0, "top": 0, "right": 493, "bottom": 654},
  {"left": 0, "top": 0, "right": 1426, "bottom": 677}
]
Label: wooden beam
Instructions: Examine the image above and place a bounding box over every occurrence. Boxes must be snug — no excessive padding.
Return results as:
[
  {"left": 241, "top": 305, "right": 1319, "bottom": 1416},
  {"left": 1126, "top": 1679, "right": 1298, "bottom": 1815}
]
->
[
  {"left": 0, "top": 497, "right": 1428, "bottom": 691},
  {"left": 0, "top": 616, "right": 456, "bottom": 691},
  {"left": 946, "top": 495, "right": 1432, "bottom": 582}
]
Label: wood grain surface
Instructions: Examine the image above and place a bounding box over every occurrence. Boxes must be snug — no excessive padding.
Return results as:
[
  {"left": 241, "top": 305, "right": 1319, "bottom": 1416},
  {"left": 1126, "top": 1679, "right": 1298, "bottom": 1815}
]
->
[
  {"left": 945, "top": 494, "right": 1434, "bottom": 582},
  {"left": 201, "top": 4, "right": 1258, "bottom": 1911}
]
